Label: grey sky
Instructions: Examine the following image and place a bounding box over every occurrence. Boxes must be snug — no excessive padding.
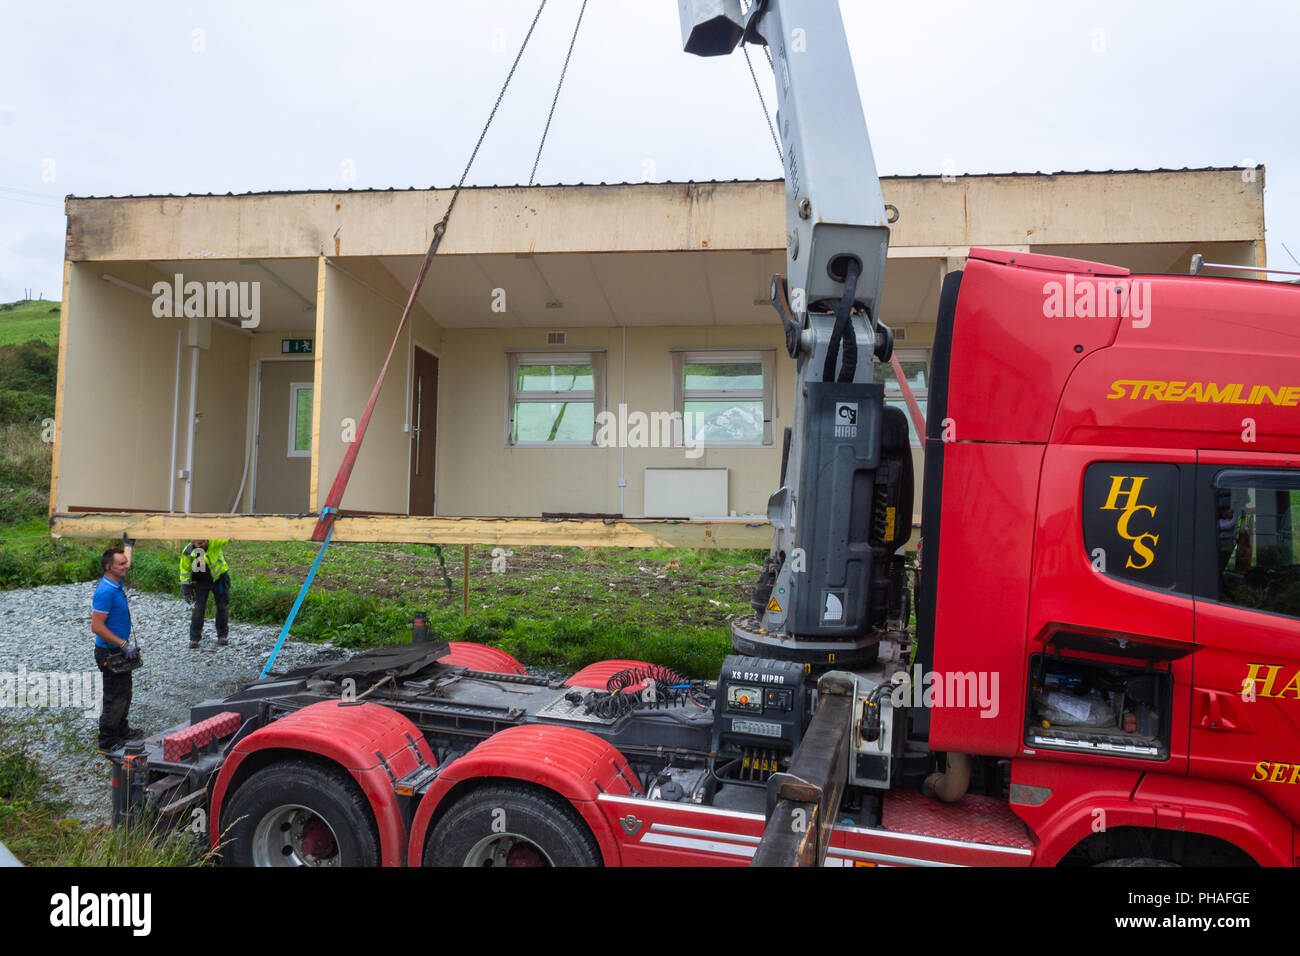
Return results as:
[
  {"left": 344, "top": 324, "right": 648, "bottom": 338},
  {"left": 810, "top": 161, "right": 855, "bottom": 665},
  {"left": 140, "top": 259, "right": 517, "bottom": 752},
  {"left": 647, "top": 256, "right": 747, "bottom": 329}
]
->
[{"left": 2, "top": 0, "right": 1297, "bottom": 303}]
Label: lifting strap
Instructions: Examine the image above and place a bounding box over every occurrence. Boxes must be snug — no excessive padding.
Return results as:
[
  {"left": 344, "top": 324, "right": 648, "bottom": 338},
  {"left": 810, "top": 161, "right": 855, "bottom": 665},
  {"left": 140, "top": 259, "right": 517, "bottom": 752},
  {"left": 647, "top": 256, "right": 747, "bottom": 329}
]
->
[
  {"left": 265, "top": 2, "right": 554, "bottom": 675},
  {"left": 890, "top": 352, "right": 927, "bottom": 438},
  {"left": 260, "top": 507, "right": 337, "bottom": 678},
  {"left": 310, "top": 0, "right": 551, "bottom": 543}
]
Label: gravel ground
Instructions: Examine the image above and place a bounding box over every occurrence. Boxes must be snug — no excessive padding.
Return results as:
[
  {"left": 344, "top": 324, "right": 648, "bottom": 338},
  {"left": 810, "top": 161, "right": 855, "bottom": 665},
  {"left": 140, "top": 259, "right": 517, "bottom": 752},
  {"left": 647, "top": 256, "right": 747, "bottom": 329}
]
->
[{"left": 0, "top": 581, "right": 346, "bottom": 826}]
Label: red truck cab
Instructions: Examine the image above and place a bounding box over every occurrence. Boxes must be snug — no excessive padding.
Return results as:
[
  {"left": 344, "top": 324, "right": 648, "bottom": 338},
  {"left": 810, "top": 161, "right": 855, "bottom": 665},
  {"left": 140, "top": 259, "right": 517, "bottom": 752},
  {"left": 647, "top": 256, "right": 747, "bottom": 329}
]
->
[{"left": 920, "top": 249, "right": 1300, "bottom": 865}]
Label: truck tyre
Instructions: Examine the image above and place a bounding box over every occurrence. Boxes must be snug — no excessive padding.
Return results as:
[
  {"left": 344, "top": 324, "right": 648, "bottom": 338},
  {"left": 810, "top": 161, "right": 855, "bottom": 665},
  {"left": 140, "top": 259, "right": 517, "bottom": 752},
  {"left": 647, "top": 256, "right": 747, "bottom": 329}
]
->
[
  {"left": 1095, "top": 858, "right": 1179, "bottom": 867},
  {"left": 221, "top": 759, "right": 379, "bottom": 867},
  {"left": 424, "top": 783, "right": 601, "bottom": 867}
]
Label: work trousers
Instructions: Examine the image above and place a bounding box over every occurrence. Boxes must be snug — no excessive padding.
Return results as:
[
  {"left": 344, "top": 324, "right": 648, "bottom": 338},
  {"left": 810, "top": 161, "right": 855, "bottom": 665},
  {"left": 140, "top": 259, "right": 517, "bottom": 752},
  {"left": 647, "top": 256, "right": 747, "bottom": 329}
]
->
[
  {"left": 94, "top": 645, "right": 133, "bottom": 749},
  {"left": 190, "top": 572, "right": 231, "bottom": 642}
]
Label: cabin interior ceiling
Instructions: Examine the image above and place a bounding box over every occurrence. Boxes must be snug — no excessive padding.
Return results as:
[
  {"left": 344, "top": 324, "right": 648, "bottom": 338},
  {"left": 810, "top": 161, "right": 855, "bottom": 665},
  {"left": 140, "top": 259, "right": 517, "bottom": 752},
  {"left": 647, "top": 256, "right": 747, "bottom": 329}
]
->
[{"left": 142, "top": 258, "right": 319, "bottom": 331}]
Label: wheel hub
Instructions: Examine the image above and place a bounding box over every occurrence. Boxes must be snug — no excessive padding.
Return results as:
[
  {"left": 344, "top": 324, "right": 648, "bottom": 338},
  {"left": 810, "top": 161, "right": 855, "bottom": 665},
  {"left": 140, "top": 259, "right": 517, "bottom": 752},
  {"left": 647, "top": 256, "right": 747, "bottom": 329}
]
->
[
  {"left": 252, "top": 804, "right": 343, "bottom": 867},
  {"left": 464, "top": 834, "right": 554, "bottom": 867},
  {"left": 298, "top": 818, "right": 338, "bottom": 860}
]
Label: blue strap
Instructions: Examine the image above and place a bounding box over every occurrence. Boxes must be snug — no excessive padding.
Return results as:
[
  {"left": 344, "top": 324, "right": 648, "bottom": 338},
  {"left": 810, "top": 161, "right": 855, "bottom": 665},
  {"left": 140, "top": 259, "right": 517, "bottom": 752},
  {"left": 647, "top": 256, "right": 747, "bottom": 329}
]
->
[{"left": 260, "top": 509, "right": 337, "bottom": 679}]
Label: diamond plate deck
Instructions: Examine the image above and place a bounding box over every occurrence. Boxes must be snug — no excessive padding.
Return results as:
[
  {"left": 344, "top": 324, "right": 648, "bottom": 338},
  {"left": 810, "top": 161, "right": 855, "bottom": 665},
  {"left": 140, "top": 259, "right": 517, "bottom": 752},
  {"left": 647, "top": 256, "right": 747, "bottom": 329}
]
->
[{"left": 882, "top": 789, "right": 1033, "bottom": 848}]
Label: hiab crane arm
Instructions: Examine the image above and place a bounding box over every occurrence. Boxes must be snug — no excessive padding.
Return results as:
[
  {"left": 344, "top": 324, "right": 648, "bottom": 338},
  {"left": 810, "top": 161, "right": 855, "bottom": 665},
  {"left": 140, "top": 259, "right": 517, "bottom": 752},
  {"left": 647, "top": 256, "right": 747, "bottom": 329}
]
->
[
  {"left": 680, "top": 0, "right": 915, "bottom": 866},
  {"left": 680, "top": 0, "right": 912, "bottom": 668}
]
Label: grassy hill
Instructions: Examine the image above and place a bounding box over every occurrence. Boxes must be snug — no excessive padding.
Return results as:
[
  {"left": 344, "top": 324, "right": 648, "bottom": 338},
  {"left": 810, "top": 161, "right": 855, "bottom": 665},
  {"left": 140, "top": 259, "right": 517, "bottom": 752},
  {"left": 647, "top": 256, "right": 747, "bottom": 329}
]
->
[
  {"left": 0, "top": 299, "right": 60, "bottom": 347},
  {"left": 0, "top": 300, "right": 58, "bottom": 524}
]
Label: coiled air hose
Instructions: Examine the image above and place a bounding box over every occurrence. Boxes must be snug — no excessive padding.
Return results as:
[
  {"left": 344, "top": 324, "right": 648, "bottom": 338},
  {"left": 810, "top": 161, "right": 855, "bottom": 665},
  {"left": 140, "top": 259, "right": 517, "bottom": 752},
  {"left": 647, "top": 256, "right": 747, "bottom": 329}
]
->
[{"left": 579, "top": 664, "right": 712, "bottom": 717}]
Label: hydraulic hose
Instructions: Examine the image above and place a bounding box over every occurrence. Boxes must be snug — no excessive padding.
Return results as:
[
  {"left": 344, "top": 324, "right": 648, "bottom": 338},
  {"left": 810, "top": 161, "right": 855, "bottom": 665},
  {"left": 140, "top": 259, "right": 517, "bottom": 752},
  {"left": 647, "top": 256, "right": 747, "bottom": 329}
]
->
[{"left": 821, "top": 258, "right": 862, "bottom": 383}]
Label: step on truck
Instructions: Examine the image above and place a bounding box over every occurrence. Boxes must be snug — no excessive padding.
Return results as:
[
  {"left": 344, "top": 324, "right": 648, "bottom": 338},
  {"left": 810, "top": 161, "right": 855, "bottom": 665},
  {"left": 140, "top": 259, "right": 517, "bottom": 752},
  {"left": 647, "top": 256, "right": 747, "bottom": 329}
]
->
[{"left": 108, "top": 0, "right": 1300, "bottom": 866}]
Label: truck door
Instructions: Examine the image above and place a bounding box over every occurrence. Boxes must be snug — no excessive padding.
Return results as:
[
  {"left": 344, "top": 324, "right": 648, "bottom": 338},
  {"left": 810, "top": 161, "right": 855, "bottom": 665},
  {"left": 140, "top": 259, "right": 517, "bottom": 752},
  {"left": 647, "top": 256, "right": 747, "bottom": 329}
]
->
[
  {"left": 1025, "top": 446, "right": 1197, "bottom": 772},
  {"left": 1192, "top": 451, "right": 1300, "bottom": 824}
]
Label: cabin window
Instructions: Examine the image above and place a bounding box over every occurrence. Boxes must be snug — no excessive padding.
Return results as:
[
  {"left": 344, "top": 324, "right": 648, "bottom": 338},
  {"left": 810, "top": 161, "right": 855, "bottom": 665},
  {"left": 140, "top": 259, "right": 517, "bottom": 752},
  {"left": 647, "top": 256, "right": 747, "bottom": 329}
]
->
[
  {"left": 1210, "top": 470, "right": 1300, "bottom": 620},
  {"left": 671, "top": 349, "right": 775, "bottom": 446},
  {"left": 507, "top": 351, "right": 605, "bottom": 446},
  {"left": 873, "top": 348, "right": 930, "bottom": 449},
  {"left": 288, "top": 382, "right": 312, "bottom": 457}
]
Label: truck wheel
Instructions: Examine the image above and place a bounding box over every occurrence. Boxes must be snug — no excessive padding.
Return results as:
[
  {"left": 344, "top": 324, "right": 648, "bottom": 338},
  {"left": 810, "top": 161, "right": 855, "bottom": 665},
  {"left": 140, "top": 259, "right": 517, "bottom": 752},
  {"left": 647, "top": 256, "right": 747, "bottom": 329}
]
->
[
  {"left": 1095, "top": 858, "right": 1179, "bottom": 867},
  {"left": 424, "top": 783, "right": 601, "bottom": 867},
  {"left": 222, "top": 760, "right": 379, "bottom": 867}
]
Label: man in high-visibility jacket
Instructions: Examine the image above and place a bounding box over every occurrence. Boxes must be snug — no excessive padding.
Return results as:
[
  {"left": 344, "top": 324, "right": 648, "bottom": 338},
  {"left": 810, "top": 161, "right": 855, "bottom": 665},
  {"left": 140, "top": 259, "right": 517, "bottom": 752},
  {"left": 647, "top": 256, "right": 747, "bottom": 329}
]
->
[
  {"left": 1235, "top": 510, "right": 1255, "bottom": 572},
  {"left": 180, "top": 539, "right": 232, "bottom": 648}
]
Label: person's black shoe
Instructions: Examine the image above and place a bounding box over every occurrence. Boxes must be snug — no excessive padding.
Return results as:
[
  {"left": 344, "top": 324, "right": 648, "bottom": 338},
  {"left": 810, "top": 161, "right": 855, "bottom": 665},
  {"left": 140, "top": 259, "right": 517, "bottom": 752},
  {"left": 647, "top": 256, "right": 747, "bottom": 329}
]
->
[
  {"left": 217, "top": 636, "right": 229, "bottom": 647},
  {"left": 97, "top": 739, "right": 124, "bottom": 753},
  {"left": 123, "top": 726, "right": 144, "bottom": 739}
]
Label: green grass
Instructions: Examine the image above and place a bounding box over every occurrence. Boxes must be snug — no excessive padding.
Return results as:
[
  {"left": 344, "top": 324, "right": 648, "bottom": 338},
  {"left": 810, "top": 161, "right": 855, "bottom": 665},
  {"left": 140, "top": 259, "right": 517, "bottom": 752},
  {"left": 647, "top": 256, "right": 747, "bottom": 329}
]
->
[
  {"left": 0, "top": 714, "right": 211, "bottom": 866},
  {"left": 0, "top": 423, "right": 53, "bottom": 525},
  {"left": 0, "top": 531, "right": 763, "bottom": 677},
  {"left": 174, "top": 540, "right": 761, "bottom": 677},
  {"left": 0, "top": 534, "right": 102, "bottom": 589},
  {"left": 0, "top": 299, "right": 60, "bottom": 347},
  {"left": 0, "top": 516, "right": 49, "bottom": 540},
  {"left": 0, "top": 307, "right": 58, "bottom": 524}
]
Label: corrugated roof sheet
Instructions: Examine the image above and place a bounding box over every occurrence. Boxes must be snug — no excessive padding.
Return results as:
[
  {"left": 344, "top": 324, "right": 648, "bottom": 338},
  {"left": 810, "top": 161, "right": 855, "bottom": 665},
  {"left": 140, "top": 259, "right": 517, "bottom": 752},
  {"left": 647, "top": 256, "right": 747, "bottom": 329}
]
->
[{"left": 65, "top": 166, "right": 1260, "bottom": 201}]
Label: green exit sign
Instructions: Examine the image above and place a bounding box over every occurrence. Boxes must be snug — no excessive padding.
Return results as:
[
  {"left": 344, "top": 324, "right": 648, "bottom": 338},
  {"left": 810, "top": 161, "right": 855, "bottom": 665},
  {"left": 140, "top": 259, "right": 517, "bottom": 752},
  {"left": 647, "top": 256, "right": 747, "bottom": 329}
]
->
[{"left": 281, "top": 338, "right": 313, "bottom": 354}]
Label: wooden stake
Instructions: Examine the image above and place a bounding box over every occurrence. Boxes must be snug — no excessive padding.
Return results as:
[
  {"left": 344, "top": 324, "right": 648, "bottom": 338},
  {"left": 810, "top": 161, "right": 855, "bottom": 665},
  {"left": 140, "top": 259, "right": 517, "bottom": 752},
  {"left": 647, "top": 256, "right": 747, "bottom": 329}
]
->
[{"left": 462, "top": 545, "right": 470, "bottom": 617}]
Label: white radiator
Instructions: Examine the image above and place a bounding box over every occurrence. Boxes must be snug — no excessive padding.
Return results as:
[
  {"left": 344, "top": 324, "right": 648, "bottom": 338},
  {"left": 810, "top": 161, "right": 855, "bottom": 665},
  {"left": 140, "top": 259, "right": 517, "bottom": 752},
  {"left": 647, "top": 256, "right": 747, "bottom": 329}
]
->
[{"left": 643, "top": 468, "right": 728, "bottom": 518}]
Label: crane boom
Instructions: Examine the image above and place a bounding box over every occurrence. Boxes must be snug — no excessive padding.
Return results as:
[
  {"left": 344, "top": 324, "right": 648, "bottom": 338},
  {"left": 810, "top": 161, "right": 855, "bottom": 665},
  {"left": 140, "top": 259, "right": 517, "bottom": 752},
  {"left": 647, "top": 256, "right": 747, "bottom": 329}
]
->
[
  {"left": 681, "top": 0, "right": 909, "bottom": 667},
  {"left": 680, "top": 0, "right": 889, "bottom": 314}
]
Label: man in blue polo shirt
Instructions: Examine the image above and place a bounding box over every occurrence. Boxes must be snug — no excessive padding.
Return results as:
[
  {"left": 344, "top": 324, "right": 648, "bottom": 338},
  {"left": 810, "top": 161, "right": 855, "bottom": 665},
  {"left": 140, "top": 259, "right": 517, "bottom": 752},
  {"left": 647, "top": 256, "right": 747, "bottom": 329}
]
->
[{"left": 91, "top": 545, "right": 141, "bottom": 750}]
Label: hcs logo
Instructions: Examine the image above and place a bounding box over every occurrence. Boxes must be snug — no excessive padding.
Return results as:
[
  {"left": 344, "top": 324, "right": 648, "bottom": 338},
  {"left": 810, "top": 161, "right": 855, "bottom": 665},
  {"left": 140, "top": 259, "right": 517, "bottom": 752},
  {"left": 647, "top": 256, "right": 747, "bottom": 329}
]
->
[
  {"left": 1083, "top": 463, "right": 1179, "bottom": 588},
  {"left": 1099, "top": 475, "right": 1159, "bottom": 569}
]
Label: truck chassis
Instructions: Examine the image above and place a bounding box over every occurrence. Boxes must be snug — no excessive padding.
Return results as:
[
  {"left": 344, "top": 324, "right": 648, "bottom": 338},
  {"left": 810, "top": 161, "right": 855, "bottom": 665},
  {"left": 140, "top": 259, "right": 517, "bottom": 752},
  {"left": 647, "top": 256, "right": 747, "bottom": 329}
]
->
[{"left": 112, "top": 635, "right": 1251, "bottom": 867}]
